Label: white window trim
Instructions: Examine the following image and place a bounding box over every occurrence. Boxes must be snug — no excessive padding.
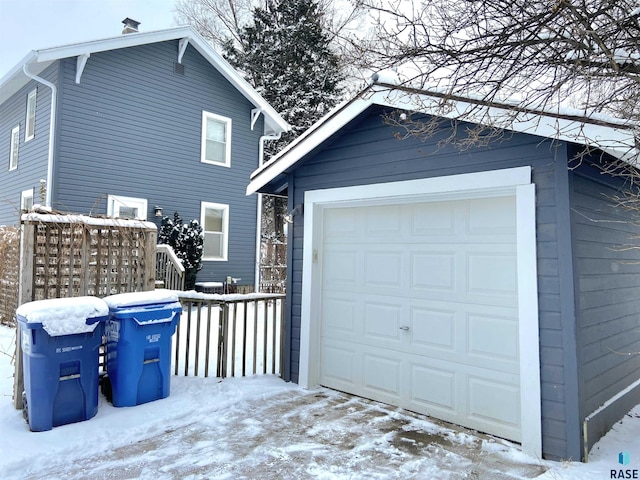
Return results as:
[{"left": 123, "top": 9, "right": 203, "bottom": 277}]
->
[
  {"left": 200, "top": 111, "right": 232, "bottom": 168},
  {"left": 298, "top": 166, "right": 542, "bottom": 459},
  {"left": 200, "top": 201, "right": 229, "bottom": 261},
  {"left": 9, "top": 126, "right": 19, "bottom": 171},
  {"left": 25, "top": 89, "right": 37, "bottom": 142},
  {"left": 107, "top": 195, "right": 148, "bottom": 220},
  {"left": 21, "top": 189, "right": 34, "bottom": 210}
]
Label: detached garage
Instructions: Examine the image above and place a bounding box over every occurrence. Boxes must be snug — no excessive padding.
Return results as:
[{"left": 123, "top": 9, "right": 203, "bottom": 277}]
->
[{"left": 248, "top": 80, "right": 640, "bottom": 461}]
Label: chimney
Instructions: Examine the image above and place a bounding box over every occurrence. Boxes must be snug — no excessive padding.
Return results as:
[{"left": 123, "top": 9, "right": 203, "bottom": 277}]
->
[{"left": 122, "top": 18, "right": 140, "bottom": 34}]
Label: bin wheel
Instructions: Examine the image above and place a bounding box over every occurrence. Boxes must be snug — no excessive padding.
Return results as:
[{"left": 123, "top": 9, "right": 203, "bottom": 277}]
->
[
  {"left": 21, "top": 391, "right": 29, "bottom": 425},
  {"left": 101, "top": 375, "right": 113, "bottom": 403}
]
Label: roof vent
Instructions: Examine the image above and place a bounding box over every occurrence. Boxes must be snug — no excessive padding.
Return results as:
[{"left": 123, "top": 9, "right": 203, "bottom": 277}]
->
[{"left": 122, "top": 18, "right": 141, "bottom": 34}]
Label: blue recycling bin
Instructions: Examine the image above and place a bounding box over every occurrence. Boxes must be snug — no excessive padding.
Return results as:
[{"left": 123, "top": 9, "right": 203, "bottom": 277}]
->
[
  {"left": 104, "top": 290, "right": 182, "bottom": 407},
  {"left": 16, "top": 297, "right": 108, "bottom": 432}
]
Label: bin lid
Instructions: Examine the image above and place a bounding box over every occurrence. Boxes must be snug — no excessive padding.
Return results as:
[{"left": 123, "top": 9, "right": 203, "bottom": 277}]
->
[
  {"left": 104, "top": 289, "right": 180, "bottom": 310},
  {"left": 16, "top": 296, "right": 109, "bottom": 336}
]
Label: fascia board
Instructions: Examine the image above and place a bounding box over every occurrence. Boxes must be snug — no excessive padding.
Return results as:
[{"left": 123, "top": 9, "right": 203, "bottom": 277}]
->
[
  {"left": 1, "top": 26, "right": 289, "bottom": 135},
  {"left": 246, "top": 95, "right": 375, "bottom": 194}
]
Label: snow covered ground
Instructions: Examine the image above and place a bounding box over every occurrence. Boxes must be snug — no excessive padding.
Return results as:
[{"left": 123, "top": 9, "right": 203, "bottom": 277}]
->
[{"left": 0, "top": 323, "right": 638, "bottom": 479}]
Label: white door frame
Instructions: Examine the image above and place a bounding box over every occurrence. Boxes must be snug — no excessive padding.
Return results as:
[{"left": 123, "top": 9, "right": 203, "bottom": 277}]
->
[{"left": 299, "top": 166, "right": 542, "bottom": 457}]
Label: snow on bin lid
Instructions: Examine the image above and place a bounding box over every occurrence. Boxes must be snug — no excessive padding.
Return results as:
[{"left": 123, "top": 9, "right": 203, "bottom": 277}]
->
[
  {"left": 103, "top": 289, "right": 180, "bottom": 309},
  {"left": 16, "top": 296, "right": 109, "bottom": 336}
]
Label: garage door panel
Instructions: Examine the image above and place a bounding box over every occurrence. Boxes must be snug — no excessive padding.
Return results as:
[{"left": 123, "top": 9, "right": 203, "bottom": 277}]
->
[
  {"left": 467, "top": 377, "right": 521, "bottom": 441},
  {"left": 364, "top": 302, "right": 403, "bottom": 344},
  {"left": 321, "top": 294, "right": 357, "bottom": 335},
  {"left": 410, "top": 364, "right": 457, "bottom": 412},
  {"left": 467, "top": 314, "right": 519, "bottom": 364},
  {"left": 410, "top": 307, "right": 456, "bottom": 351},
  {"left": 322, "top": 248, "right": 357, "bottom": 286},
  {"left": 364, "top": 251, "right": 403, "bottom": 288},
  {"left": 321, "top": 343, "right": 358, "bottom": 386},
  {"left": 319, "top": 195, "right": 522, "bottom": 443},
  {"left": 467, "top": 253, "right": 518, "bottom": 297},
  {"left": 412, "top": 201, "right": 457, "bottom": 235},
  {"left": 411, "top": 252, "right": 456, "bottom": 291},
  {"left": 467, "top": 196, "right": 517, "bottom": 233},
  {"left": 363, "top": 353, "right": 402, "bottom": 399}
]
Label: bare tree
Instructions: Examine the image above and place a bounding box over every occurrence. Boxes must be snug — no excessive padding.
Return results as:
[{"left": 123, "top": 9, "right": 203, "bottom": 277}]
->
[
  {"left": 349, "top": 0, "right": 640, "bottom": 203},
  {"left": 356, "top": 0, "right": 640, "bottom": 114}
]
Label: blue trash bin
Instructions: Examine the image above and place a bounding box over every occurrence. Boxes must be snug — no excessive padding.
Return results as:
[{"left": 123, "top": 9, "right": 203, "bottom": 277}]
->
[
  {"left": 16, "top": 296, "right": 108, "bottom": 432},
  {"left": 104, "top": 290, "right": 182, "bottom": 407}
]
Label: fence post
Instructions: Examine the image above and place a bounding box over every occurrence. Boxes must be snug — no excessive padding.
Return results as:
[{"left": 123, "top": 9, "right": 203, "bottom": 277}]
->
[
  {"left": 13, "top": 222, "right": 35, "bottom": 409},
  {"left": 219, "top": 303, "right": 229, "bottom": 378}
]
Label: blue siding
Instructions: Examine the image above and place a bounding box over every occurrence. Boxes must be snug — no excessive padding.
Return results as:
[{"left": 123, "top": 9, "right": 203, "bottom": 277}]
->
[
  {"left": 571, "top": 164, "right": 640, "bottom": 451},
  {"left": 53, "top": 40, "right": 262, "bottom": 284},
  {"left": 0, "top": 63, "right": 58, "bottom": 225},
  {"left": 283, "top": 107, "right": 580, "bottom": 460}
]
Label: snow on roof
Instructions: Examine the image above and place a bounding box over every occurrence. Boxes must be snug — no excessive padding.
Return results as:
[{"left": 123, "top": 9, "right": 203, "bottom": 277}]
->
[
  {"left": 247, "top": 77, "right": 639, "bottom": 195},
  {"left": 0, "top": 26, "right": 289, "bottom": 135},
  {"left": 16, "top": 296, "right": 108, "bottom": 336}
]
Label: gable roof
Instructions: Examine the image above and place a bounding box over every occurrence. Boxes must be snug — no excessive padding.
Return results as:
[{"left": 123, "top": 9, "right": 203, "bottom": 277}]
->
[
  {"left": 247, "top": 81, "right": 638, "bottom": 194},
  {"left": 0, "top": 26, "right": 289, "bottom": 135}
]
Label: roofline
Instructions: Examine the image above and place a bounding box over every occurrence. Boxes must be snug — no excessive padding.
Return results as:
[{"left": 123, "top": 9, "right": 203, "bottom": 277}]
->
[
  {"left": 0, "top": 26, "right": 289, "bottom": 134},
  {"left": 246, "top": 83, "right": 638, "bottom": 195}
]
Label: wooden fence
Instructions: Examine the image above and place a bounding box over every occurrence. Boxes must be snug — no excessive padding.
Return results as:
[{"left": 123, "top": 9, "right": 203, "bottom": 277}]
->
[
  {"left": 14, "top": 211, "right": 158, "bottom": 409},
  {"left": 20, "top": 212, "right": 157, "bottom": 302},
  {"left": 173, "top": 294, "right": 285, "bottom": 378}
]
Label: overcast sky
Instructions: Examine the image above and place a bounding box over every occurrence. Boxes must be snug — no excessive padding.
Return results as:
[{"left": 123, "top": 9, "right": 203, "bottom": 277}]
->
[{"left": 0, "top": 0, "right": 180, "bottom": 78}]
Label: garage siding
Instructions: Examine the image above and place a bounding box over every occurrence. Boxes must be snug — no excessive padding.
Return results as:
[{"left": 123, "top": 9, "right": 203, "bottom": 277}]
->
[
  {"left": 571, "top": 165, "right": 640, "bottom": 451},
  {"left": 286, "top": 107, "right": 576, "bottom": 459}
]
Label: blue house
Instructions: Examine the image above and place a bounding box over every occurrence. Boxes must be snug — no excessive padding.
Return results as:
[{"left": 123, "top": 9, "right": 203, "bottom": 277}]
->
[
  {"left": 247, "top": 79, "right": 640, "bottom": 461},
  {"left": 0, "top": 20, "right": 288, "bottom": 288}
]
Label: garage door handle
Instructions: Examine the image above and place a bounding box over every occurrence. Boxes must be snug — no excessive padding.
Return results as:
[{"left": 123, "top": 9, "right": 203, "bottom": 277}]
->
[{"left": 399, "top": 326, "right": 410, "bottom": 331}]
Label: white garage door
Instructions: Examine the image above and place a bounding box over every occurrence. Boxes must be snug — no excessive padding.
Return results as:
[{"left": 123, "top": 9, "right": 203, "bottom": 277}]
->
[{"left": 319, "top": 195, "right": 521, "bottom": 442}]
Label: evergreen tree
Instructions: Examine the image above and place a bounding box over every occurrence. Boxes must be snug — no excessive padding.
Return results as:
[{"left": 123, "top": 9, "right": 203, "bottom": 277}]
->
[
  {"left": 223, "top": 0, "right": 345, "bottom": 156},
  {"left": 158, "top": 212, "right": 204, "bottom": 290}
]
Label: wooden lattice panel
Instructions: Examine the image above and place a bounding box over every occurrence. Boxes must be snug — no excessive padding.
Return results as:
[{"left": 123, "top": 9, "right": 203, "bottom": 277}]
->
[{"left": 21, "top": 213, "right": 157, "bottom": 303}]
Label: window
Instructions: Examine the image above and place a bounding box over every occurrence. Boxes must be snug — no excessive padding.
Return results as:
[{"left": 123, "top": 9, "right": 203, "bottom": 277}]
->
[
  {"left": 107, "top": 195, "right": 148, "bottom": 220},
  {"left": 25, "top": 89, "right": 37, "bottom": 141},
  {"left": 201, "top": 202, "right": 229, "bottom": 261},
  {"left": 9, "top": 126, "right": 19, "bottom": 170},
  {"left": 201, "top": 111, "right": 231, "bottom": 167},
  {"left": 21, "top": 189, "right": 33, "bottom": 211}
]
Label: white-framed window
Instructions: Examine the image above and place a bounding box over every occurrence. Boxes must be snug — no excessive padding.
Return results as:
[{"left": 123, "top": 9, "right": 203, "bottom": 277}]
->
[
  {"left": 9, "top": 126, "right": 19, "bottom": 170},
  {"left": 201, "top": 111, "right": 231, "bottom": 167},
  {"left": 201, "top": 202, "right": 229, "bottom": 261},
  {"left": 107, "top": 195, "right": 148, "bottom": 220},
  {"left": 21, "top": 189, "right": 34, "bottom": 211},
  {"left": 25, "top": 89, "right": 37, "bottom": 142}
]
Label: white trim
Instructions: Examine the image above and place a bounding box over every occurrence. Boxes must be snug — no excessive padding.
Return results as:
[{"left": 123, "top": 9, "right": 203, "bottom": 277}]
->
[
  {"left": 299, "top": 166, "right": 542, "bottom": 457},
  {"left": 20, "top": 189, "right": 34, "bottom": 210},
  {"left": 75, "top": 53, "right": 90, "bottom": 84},
  {"left": 247, "top": 86, "right": 637, "bottom": 195},
  {"left": 200, "top": 201, "right": 229, "bottom": 262},
  {"left": 9, "top": 125, "right": 19, "bottom": 170},
  {"left": 201, "top": 111, "right": 232, "bottom": 168},
  {"left": 25, "top": 88, "right": 37, "bottom": 142},
  {"left": 107, "top": 195, "right": 148, "bottom": 220},
  {"left": 516, "top": 183, "right": 543, "bottom": 458},
  {"left": 0, "top": 26, "right": 289, "bottom": 134}
]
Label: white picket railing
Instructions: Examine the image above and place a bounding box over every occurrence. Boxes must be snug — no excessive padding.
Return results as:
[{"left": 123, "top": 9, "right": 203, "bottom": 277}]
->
[{"left": 156, "top": 244, "right": 185, "bottom": 291}]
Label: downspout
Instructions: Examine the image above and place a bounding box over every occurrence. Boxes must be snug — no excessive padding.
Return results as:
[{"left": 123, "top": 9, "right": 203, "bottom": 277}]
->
[
  {"left": 23, "top": 63, "right": 57, "bottom": 208},
  {"left": 255, "top": 132, "right": 283, "bottom": 292}
]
